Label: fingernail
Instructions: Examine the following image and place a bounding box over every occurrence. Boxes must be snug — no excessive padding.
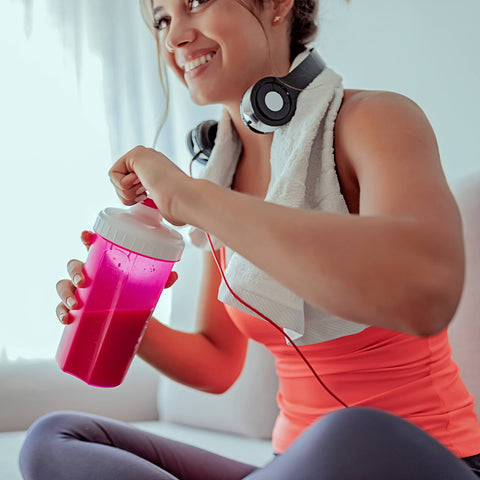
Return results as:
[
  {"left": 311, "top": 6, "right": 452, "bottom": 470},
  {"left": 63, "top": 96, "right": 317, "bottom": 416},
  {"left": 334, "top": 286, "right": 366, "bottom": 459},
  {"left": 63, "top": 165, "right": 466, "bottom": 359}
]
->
[
  {"left": 133, "top": 178, "right": 141, "bottom": 185},
  {"left": 135, "top": 186, "right": 146, "bottom": 195},
  {"left": 67, "top": 297, "right": 76, "bottom": 308},
  {"left": 59, "top": 312, "right": 66, "bottom": 323},
  {"left": 73, "top": 274, "right": 82, "bottom": 286},
  {"left": 135, "top": 194, "right": 147, "bottom": 203}
]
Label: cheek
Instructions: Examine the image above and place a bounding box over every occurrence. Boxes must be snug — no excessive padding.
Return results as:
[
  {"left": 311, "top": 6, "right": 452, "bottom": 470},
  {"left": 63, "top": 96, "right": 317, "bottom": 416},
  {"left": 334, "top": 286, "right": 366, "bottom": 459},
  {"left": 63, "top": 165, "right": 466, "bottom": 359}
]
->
[
  {"left": 207, "top": 13, "right": 269, "bottom": 64},
  {"left": 160, "top": 47, "right": 187, "bottom": 86}
]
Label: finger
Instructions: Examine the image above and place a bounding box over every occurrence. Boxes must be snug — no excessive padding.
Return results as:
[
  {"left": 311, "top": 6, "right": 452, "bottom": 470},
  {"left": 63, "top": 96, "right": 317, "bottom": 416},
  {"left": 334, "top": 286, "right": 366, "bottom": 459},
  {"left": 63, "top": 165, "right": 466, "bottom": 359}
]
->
[
  {"left": 111, "top": 187, "right": 135, "bottom": 206},
  {"left": 109, "top": 154, "right": 131, "bottom": 180},
  {"left": 109, "top": 145, "right": 149, "bottom": 188},
  {"left": 119, "top": 172, "right": 141, "bottom": 189},
  {"left": 165, "top": 271, "right": 178, "bottom": 289},
  {"left": 116, "top": 191, "right": 142, "bottom": 206},
  {"left": 109, "top": 180, "right": 146, "bottom": 206},
  {"left": 56, "top": 303, "right": 72, "bottom": 325},
  {"left": 81, "top": 230, "right": 95, "bottom": 251},
  {"left": 66, "top": 259, "right": 85, "bottom": 288},
  {"left": 111, "top": 173, "right": 143, "bottom": 196},
  {"left": 109, "top": 154, "right": 136, "bottom": 189},
  {"left": 120, "top": 183, "right": 148, "bottom": 204},
  {"left": 55, "top": 279, "right": 78, "bottom": 310}
]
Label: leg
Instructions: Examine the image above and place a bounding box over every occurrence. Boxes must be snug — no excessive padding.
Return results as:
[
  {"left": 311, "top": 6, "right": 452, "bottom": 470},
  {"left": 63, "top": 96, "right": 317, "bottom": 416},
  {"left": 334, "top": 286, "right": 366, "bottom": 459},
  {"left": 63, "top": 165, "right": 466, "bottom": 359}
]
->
[
  {"left": 19, "top": 411, "right": 258, "bottom": 480},
  {"left": 244, "top": 407, "right": 479, "bottom": 480}
]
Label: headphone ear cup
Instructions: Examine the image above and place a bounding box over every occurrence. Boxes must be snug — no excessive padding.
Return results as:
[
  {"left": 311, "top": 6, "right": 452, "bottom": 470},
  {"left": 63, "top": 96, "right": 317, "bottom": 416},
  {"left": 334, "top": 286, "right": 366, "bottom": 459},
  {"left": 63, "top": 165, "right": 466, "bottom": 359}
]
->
[
  {"left": 241, "top": 79, "right": 297, "bottom": 134},
  {"left": 198, "top": 120, "right": 218, "bottom": 159},
  {"left": 186, "top": 120, "right": 218, "bottom": 164},
  {"left": 241, "top": 49, "right": 326, "bottom": 134},
  {"left": 252, "top": 79, "right": 294, "bottom": 124},
  {"left": 186, "top": 128, "right": 196, "bottom": 157}
]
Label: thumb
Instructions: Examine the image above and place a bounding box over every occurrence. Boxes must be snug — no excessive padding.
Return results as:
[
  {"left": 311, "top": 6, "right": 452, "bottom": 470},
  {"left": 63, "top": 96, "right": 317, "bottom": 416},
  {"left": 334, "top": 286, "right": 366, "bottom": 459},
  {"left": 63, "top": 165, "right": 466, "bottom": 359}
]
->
[
  {"left": 165, "top": 271, "right": 179, "bottom": 289},
  {"left": 81, "top": 230, "right": 95, "bottom": 251}
]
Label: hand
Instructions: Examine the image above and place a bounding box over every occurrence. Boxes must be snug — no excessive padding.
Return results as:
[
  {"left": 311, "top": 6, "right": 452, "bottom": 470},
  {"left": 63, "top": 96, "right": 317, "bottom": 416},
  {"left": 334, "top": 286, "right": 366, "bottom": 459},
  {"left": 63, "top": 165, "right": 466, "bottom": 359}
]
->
[
  {"left": 55, "top": 230, "right": 179, "bottom": 324},
  {"left": 55, "top": 230, "right": 93, "bottom": 325},
  {"left": 109, "top": 145, "right": 192, "bottom": 226}
]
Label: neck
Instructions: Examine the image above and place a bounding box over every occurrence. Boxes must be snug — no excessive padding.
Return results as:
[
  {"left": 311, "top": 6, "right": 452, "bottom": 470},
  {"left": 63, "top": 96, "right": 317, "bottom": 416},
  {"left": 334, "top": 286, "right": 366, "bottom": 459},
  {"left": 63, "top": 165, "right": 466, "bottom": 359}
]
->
[
  {"left": 221, "top": 43, "right": 292, "bottom": 162},
  {"left": 225, "top": 103, "right": 274, "bottom": 162}
]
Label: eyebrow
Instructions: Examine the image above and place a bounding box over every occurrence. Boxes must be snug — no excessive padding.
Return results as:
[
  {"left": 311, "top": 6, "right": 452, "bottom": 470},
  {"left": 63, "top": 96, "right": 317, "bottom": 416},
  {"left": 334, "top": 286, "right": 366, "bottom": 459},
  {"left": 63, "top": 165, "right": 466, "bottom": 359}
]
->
[{"left": 153, "top": 6, "right": 165, "bottom": 15}]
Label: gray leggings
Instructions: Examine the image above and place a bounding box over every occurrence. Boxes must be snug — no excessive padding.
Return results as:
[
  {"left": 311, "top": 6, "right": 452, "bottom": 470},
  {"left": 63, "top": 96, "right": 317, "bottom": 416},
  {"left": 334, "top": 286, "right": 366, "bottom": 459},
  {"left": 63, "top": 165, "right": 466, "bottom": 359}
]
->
[{"left": 19, "top": 407, "right": 480, "bottom": 480}]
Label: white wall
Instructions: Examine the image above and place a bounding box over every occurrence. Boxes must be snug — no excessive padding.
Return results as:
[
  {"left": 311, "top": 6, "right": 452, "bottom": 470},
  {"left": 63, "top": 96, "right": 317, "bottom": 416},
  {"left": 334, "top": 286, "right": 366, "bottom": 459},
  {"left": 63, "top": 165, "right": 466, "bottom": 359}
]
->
[{"left": 315, "top": 0, "right": 480, "bottom": 184}]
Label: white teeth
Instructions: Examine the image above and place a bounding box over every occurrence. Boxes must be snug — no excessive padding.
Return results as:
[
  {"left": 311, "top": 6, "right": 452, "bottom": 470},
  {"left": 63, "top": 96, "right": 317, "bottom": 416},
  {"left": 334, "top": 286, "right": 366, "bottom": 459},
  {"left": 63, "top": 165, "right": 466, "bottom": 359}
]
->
[{"left": 184, "top": 53, "right": 214, "bottom": 73}]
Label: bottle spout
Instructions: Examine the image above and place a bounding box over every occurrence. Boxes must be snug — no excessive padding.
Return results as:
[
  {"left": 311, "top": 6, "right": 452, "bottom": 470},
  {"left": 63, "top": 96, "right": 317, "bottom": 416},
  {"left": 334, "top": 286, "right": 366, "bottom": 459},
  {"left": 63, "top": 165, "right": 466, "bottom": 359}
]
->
[{"left": 141, "top": 197, "right": 157, "bottom": 210}]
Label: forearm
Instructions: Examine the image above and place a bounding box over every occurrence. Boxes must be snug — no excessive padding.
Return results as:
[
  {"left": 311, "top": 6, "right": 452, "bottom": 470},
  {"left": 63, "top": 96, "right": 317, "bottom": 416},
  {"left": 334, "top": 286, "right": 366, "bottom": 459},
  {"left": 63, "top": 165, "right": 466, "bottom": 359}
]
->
[
  {"left": 137, "top": 317, "right": 243, "bottom": 394},
  {"left": 168, "top": 179, "right": 464, "bottom": 336}
]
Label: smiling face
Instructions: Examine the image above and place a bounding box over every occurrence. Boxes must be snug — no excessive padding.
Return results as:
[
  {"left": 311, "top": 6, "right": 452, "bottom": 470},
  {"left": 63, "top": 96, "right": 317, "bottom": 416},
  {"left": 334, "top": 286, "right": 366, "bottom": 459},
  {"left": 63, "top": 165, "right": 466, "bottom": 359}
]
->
[{"left": 150, "top": 0, "right": 288, "bottom": 107}]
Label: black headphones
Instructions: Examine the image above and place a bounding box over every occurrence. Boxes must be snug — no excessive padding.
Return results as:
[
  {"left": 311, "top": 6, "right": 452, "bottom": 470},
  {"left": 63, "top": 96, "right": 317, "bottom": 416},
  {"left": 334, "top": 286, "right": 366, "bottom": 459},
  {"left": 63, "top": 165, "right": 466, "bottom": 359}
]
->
[
  {"left": 186, "top": 49, "right": 326, "bottom": 162},
  {"left": 185, "top": 119, "right": 218, "bottom": 166}
]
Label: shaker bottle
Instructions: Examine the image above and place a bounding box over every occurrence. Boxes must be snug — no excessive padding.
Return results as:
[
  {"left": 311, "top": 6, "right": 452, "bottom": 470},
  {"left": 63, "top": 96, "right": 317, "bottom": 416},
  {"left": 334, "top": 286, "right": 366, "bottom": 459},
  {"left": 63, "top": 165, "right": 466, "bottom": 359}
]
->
[{"left": 56, "top": 198, "right": 185, "bottom": 387}]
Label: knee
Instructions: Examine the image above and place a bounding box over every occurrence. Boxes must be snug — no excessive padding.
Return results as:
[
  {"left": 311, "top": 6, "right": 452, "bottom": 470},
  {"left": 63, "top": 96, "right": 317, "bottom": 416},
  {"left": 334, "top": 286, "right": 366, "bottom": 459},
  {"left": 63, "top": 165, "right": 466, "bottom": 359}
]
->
[
  {"left": 319, "top": 406, "right": 396, "bottom": 431},
  {"left": 19, "top": 411, "right": 82, "bottom": 478},
  {"left": 303, "top": 407, "right": 417, "bottom": 452}
]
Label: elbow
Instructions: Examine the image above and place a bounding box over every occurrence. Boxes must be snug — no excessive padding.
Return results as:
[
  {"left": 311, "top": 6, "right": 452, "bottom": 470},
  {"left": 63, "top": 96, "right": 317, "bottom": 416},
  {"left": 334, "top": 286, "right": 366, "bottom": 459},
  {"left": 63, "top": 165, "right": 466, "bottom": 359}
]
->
[
  {"left": 201, "top": 372, "right": 238, "bottom": 395},
  {"left": 175, "top": 373, "right": 237, "bottom": 395},
  {"left": 207, "top": 383, "right": 234, "bottom": 395},
  {"left": 198, "top": 356, "right": 245, "bottom": 395},
  {"left": 402, "top": 261, "right": 465, "bottom": 338},
  {"left": 407, "top": 302, "right": 456, "bottom": 338}
]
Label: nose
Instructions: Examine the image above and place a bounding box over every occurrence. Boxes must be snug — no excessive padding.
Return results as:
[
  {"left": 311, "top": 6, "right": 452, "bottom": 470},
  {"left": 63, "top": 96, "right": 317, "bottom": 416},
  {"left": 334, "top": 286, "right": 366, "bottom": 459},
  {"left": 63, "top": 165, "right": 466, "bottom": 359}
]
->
[{"left": 165, "top": 18, "right": 196, "bottom": 52}]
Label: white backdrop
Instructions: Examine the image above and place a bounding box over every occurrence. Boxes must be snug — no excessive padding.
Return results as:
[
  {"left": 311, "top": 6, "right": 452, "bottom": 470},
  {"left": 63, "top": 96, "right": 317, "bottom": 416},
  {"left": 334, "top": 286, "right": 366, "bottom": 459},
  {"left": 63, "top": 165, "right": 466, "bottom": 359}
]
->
[
  {"left": 316, "top": 0, "right": 480, "bottom": 183},
  {"left": 0, "top": 0, "right": 478, "bottom": 361}
]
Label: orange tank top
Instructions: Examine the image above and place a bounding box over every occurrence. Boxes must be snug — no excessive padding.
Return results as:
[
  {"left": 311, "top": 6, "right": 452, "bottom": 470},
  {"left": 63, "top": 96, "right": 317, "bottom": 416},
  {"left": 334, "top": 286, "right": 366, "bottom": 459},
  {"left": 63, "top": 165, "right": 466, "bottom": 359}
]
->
[{"left": 224, "top": 301, "right": 480, "bottom": 457}]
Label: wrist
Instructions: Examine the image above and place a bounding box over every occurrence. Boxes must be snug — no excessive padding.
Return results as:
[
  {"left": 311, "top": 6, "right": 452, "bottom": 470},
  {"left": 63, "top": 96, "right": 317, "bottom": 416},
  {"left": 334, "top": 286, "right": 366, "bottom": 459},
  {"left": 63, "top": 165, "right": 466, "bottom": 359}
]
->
[{"left": 172, "top": 177, "right": 212, "bottom": 228}]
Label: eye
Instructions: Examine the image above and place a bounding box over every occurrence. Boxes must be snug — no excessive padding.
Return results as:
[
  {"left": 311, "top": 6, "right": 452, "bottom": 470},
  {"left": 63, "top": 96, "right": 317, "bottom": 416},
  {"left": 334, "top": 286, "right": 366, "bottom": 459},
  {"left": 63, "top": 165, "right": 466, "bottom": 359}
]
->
[
  {"left": 188, "top": 0, "right": 210, "bottom": 10},
  {"left": 153, "top": 16, "right": 170, "bottom": 31}
]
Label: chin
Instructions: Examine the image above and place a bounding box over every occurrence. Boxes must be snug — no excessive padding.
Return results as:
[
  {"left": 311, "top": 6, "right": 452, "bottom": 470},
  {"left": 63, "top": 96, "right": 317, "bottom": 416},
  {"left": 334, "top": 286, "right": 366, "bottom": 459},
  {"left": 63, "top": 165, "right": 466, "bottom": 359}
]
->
[{"left": 188, "top": 89, "right": 220, "bottom": 107}]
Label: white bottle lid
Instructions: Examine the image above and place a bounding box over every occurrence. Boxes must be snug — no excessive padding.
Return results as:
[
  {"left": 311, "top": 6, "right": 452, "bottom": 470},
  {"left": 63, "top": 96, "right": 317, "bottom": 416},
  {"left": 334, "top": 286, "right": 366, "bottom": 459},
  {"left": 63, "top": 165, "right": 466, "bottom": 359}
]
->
[{"left": 93, "top": 199, "right": 185, "bottom": 261}]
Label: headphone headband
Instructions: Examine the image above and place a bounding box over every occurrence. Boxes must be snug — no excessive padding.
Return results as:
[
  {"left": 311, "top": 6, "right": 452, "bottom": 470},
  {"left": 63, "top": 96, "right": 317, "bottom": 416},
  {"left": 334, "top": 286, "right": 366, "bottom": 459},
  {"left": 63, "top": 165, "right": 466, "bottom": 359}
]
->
[{"left": 240, "top": 49, "right": 326, "bottom": 134}]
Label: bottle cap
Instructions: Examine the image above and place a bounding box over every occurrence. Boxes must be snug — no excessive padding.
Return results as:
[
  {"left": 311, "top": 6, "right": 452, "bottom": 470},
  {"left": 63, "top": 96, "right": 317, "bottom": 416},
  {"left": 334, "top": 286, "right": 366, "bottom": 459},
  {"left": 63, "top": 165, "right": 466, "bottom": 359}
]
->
[{"left": 93, "top": 201, "right": 184, "bottom": 261}]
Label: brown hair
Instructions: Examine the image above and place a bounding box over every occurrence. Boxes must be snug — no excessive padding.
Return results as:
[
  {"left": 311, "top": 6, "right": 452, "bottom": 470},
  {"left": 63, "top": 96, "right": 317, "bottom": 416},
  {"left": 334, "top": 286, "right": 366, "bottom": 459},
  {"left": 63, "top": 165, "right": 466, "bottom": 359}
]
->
[
  {"left": 244, "top": 0, "right": 319, "bottom": 62},
  {"left": 289, "top": 0, "right": 319, "bottom": 60},
  {"left": 140, "top": 0, "right": 170, "bottom": 140}
]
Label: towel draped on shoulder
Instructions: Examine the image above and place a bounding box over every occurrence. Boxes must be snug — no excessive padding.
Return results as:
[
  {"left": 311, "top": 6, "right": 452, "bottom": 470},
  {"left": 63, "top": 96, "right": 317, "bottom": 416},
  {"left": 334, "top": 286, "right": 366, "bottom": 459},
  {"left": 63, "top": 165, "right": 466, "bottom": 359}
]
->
[{"left": 189, "top": 58, "right": 369, "bottom": 345}]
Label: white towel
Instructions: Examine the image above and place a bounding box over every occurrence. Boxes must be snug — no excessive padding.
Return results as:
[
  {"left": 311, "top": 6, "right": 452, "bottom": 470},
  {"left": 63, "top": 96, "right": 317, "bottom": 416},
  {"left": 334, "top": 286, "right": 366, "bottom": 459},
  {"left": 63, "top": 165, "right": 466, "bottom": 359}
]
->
[{"left": 189, "top": 61, "right": 368, "bottom": 345}]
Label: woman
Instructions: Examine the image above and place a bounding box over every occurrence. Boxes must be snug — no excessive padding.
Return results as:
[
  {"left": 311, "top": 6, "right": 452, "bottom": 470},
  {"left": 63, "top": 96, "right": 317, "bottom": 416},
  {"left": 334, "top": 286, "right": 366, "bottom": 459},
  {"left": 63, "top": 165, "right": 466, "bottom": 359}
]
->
[{"left": 20, "top": 0, "right": 480, "bottom": 478}]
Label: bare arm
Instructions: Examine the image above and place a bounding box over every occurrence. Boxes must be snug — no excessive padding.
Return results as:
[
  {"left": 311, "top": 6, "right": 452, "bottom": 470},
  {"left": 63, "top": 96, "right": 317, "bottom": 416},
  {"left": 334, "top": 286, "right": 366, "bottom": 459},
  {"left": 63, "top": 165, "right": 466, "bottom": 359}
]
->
[
  {"left": 110, "top": 92, "right": 464, "bottom": 337},
  {"left": 168, "top": 93, "right": 464, "bottom": 336},
  {"left": 137, "top": 251, "right": 248, "bottom": 393}
]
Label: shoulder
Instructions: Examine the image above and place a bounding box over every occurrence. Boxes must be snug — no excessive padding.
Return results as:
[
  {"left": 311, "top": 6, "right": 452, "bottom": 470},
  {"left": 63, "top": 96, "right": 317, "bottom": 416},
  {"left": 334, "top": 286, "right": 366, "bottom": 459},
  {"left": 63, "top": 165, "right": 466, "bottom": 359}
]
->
[
  {"left": 334, "top": 88, "right": 440, "bottom": 185},
  {"left": 335, "top": 89, "right": 434, "bottom": 152},
  {"left": 337, "top": 89, "right": 426, "bottom": 124}
]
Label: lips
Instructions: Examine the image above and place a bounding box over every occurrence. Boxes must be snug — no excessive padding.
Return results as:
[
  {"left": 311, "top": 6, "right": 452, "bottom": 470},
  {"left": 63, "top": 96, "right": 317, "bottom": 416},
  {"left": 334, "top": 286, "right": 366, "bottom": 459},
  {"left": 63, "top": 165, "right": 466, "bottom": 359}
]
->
[
  {"left": 184, "top": 53, "right": 215, "bottom": 72},
  {"left": 179, "top": 51, "right": 217, "bottom": 74}
]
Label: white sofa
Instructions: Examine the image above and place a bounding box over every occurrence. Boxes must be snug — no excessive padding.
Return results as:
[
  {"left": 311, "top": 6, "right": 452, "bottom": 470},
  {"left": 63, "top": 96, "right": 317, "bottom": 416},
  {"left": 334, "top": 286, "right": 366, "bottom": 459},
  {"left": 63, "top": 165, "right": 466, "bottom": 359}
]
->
[
  {"left": 1, "top": 172, "right": 479, "bottom": 480},
  {"left": 0, "top": 340, "right": 278, "bottom": 479}
]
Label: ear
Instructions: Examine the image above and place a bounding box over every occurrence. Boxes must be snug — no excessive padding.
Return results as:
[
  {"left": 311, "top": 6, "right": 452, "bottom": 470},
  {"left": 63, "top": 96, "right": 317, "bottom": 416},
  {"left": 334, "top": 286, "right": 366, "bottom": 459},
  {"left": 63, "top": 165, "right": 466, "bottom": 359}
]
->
[{"left": 271, "top": 0, "right": 295, "bottom": 25}]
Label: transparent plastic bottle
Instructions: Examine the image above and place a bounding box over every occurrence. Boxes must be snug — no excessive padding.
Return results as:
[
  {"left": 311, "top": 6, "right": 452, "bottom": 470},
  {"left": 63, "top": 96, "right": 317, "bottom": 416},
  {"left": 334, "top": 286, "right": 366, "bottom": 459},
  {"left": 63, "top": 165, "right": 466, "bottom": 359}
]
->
[{"left": 56, "top": 199, "right": 185, "bottom": 387}]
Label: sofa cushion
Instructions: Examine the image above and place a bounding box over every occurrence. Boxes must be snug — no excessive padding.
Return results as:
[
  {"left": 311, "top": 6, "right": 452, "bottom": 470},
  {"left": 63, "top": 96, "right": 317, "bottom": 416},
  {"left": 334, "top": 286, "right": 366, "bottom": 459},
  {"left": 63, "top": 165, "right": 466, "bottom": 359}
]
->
[
  {"left": 135, "top": 420, "right": 274, "bottom": 467},
  {"left": 449, "top": 173, "right": 480, "bottom": 418},
  {"left": 0, "top": 430, "right": 26, "bottom": 480},
  {"left": 159, "top": 245, "right": 279, "bottom": 439},
  {"left": 0, "top": 357, "right": 159, "bottom": 432},
  {"left": 158, "top": 340, "right": 279, "bottom": 439}
]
